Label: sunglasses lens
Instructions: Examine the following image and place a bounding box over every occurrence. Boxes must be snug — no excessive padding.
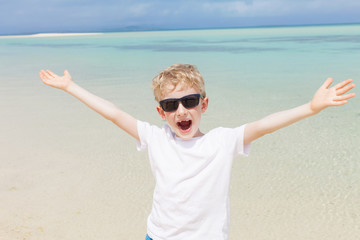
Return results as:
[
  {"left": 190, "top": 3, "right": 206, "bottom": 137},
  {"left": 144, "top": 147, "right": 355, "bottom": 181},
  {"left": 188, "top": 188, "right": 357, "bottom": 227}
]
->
[
  {"left": 160, "top": 100, "right": 178, "bottom": 112},
  {"left": 182, "top": 96, "right": 200, "bottom": 108}
]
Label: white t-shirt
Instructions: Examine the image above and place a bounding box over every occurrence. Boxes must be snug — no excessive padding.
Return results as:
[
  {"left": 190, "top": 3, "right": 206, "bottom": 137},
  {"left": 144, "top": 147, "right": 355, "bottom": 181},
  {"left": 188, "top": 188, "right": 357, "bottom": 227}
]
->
[{"left": 137, "top": 120, "right": 250, "bottom": 240}]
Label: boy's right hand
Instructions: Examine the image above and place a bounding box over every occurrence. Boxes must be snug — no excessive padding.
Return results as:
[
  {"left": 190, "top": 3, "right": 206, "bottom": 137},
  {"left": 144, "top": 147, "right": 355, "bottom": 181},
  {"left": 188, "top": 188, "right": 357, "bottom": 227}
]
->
[{"left": 39, "top": 69, "right": 73, "bottom": 91}]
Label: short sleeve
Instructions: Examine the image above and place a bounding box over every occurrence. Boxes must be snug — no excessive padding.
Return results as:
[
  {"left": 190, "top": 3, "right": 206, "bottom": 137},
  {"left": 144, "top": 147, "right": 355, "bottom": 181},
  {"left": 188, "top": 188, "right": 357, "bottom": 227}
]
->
[
  {"left": 233, "top": 124, "right": 251, "bottom": 156},
  {"left": 136, "top": 120, "right": 151, "bottom": 151}
]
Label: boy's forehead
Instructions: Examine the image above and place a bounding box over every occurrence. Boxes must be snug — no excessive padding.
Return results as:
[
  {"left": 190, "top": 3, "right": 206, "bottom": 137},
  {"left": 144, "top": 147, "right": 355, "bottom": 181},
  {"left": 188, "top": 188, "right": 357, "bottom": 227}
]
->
[{"left": 160, "top": 84, "right": 199, "bottom": 100}]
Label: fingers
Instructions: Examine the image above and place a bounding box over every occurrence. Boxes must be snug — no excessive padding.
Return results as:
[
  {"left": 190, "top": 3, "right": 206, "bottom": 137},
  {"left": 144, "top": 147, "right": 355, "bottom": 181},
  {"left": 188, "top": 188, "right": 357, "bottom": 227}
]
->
[
  {"left": 39, "top": 71, "right": 51, "bottom": 86},
  {"left": 39, "top": 70, "right": 44, "bottom": 78},
  {"left": 39, "top": 70, "right": 51, "bottom": 81},
  {"left": 39, "top": 69, "right": 61, "bottom": 88},
  {"left": 39, "top": 69, "right": 59, "bottom": 79},
  {"left": 336, "top": 82, "right": 356, "bottom": 95},
  {"left": 321, "top": 77, "right": 333, "bottom": 89},
  {"left": 334, "top": 93, "right": 356, "bottom": 102},
  {"left": 64, "top": 69, "right": 71, "bottom": 78},
  {"left": 334, "top": 78, "right": 353, "bottom": 90},
  {"left": 46, "top": 69, "right": 57, "bottom": 78},
  {"left": 331, "top": 100, "right": 348, "bottom": 107},
  {"left": 331, "top": 91, "right": 355, "bottom": 106},
  {"left": 39, "top": 69, "right": 52, "bottom": 80}
]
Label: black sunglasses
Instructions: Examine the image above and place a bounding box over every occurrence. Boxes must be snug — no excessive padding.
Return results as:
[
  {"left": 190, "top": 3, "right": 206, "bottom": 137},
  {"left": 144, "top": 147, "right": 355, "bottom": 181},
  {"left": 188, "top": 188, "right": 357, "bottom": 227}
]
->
[{"left": 159, "top": 94, "right": 202, "bottom": 112}]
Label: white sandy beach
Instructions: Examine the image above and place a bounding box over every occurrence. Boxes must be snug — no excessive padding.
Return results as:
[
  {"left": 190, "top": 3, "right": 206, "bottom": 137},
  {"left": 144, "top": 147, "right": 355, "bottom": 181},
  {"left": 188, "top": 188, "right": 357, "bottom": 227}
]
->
[
  {"left": 1, "top": 26, "right": 359, "bottom": 240},
  {"left": 0, "top": 33, "right": 103, "bottom": 39}
]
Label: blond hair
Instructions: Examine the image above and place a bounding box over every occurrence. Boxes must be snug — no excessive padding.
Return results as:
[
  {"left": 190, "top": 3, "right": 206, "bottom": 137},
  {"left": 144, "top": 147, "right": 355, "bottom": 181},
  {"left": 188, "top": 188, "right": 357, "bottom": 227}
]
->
[{"left": 152, "top": 64, "right": 206, "bottom": 102}]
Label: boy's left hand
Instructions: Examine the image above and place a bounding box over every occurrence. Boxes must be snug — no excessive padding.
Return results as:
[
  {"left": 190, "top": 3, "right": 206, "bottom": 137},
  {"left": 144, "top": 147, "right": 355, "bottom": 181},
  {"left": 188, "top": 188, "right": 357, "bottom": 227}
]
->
[{"left": 310, "top": 78, "right": 356, "bottom": 113}]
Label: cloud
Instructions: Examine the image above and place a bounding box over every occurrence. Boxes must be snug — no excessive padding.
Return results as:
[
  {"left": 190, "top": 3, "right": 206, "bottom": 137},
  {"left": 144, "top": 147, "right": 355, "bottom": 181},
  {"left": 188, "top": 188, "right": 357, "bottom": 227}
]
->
[
  {"left": 0, "top": 0, "right": 359, "bottom": 34},
  {"left": 129, "top": 3, "right": 154, "bottom": 16},
  {"left": 202, "top": 0, "right": 360, "bottom": 17}
]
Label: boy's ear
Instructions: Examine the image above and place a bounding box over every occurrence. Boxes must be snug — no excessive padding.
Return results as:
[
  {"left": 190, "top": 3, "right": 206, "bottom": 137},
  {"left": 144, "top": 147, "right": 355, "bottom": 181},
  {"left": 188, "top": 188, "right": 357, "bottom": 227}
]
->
[
  {"left": 201, "top": 97, "right": 209, "bottom": 113},
  {"left": 156, "top": 105, "right": 167, "bottom": 120}
]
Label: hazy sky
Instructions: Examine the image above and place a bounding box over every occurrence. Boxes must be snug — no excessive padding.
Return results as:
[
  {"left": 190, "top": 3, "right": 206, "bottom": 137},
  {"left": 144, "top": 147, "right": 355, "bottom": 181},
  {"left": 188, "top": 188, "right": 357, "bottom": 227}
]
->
[{"left": 1, "top": 0, "right": 360, "bottom": 35}]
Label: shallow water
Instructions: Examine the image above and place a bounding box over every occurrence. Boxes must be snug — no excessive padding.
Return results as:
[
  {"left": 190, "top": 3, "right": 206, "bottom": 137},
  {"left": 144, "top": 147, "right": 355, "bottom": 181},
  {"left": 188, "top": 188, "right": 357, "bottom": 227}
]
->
[{"left": 1, "top": 24, "right": 359, "bottom": 240}]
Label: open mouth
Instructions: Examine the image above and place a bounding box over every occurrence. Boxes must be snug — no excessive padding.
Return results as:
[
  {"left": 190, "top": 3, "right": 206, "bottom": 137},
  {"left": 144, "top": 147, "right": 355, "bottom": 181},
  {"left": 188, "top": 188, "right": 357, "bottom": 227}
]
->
[{"left": 177, "top": 120, "right": 192, "bottom": 131}]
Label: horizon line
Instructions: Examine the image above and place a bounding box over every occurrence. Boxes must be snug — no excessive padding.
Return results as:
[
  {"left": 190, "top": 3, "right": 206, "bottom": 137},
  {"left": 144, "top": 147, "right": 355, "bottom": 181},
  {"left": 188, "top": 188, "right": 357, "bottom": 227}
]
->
[{"left": 1, "top": 22, "right": 359, "bottom": 37}]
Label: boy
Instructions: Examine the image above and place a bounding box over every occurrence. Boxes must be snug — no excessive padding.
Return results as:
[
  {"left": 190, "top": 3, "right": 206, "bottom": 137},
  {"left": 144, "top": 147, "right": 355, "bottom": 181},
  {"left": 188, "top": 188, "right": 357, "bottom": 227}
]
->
[{"left": 39, "top": 64, "right": 355, "bottom": 240}]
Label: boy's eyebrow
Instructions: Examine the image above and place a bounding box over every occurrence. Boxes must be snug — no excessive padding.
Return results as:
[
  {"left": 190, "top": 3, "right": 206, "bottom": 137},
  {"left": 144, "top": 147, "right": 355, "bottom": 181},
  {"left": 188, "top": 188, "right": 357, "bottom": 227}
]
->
[{"left": 160, "top": 94, "right": 202, "bottom": 101}]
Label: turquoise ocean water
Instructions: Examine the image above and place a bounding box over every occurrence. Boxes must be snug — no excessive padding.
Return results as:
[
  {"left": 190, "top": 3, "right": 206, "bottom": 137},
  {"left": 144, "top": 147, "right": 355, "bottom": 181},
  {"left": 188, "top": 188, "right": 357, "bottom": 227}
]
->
[{"left": 1, "top": 24, "right": 359, "bottom": 239}]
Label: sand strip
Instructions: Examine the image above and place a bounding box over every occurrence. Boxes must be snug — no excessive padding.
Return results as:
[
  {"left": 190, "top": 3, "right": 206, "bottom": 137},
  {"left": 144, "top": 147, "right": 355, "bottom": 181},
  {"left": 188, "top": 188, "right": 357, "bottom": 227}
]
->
[{"left": 0, "top": 33, "right": 103, "bottom": 39}]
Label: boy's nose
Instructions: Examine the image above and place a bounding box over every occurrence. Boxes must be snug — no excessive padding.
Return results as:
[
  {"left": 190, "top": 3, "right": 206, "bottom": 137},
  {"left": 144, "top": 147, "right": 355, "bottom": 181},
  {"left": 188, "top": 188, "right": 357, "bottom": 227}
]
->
[{"left": 176, "top": 102, "right": 188, "bottom": 116}]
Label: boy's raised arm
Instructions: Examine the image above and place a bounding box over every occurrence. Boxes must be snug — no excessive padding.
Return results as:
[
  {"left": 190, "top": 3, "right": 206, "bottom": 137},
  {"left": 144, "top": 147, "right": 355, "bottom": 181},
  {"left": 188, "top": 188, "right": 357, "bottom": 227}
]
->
[
  {"left": 244, "top": 78, "right": 356, "bottom": 145},
  {"left": 39, "top": 70, "right": 139, "bottom": 141}
]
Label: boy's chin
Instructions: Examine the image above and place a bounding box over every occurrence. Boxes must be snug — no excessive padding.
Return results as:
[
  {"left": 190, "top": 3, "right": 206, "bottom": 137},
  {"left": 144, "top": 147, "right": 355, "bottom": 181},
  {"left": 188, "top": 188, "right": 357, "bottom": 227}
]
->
[
  {"left": 176, "top": 133, "right": 194, "bottom": 140},
  {"left": 175, "top": 130, "right": 194, "bottom": 140}
]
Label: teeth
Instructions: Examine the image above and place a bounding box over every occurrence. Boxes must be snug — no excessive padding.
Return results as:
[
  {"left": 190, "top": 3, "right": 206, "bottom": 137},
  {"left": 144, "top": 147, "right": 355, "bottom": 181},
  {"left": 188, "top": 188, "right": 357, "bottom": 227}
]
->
[{"left": 177, "top": 120, "right": 190, "bottom": 124}]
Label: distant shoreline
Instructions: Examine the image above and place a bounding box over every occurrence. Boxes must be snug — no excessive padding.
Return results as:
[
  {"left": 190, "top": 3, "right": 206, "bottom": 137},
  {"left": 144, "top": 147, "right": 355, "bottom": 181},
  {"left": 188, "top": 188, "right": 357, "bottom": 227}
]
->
[
  {"left": 0, "top": 32, "right": 103, "bottom": 39},
  {"left": 1, "top": 22, "right": 359, "bottom": 38}
]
